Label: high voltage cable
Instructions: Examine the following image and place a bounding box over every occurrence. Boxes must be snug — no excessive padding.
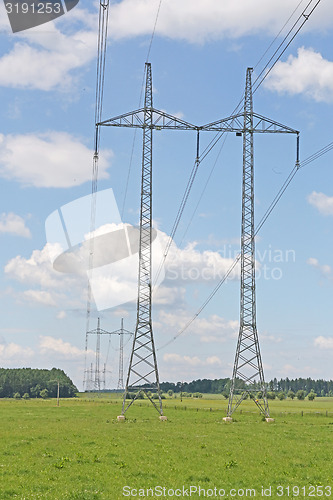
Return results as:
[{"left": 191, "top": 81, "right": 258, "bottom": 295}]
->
[
  {"left": 254, "top": 0, "right": 307, "bottom": 71},
  {"left": 300, "top": 141, "right": 333, "bottom": 168},
  {"left": 153, "top": 0, "right": 322, "bottom": 287},
  {"left": 253, "top": 0, "right": 322, "bottom": 94},
  {"left": 178, "top": 135, "right": 229, "bottom": 248},
  {"left": 157, "top": 137, "right": 333, "bottom": 351},
  {"left": 121, "top": 0, "right": 163, "bottom": 219},
  {"left": 84, "top": 0, "right": 110, "bottom": 389}
]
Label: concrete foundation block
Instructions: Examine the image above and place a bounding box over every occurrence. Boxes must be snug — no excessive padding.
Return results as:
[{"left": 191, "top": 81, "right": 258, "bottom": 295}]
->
[
  {"left": 265, "top": 417, "right": 275, "bottom": 423},
  {"left": 159, "top": 415, "right": 168, "bottom": 421},
  {"left": 223, "top": 417, "right": 233, "bottom": 422},
  {"left": 117, "top": 415, "right": 126, "bottom": 422}
]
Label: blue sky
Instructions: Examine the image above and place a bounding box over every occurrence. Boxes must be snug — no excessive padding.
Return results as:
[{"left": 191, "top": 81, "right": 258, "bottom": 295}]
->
[{"left": 0, "top": 0, "right": 332, "bottom": 391}]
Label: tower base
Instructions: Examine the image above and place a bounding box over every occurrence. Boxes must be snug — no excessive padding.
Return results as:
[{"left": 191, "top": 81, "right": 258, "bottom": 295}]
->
[
  {"left": 223, "top": 417, "right": 233, "bottom": 422},
  {"left": 265, "top": 417, "right": 275, "bottom": 423},
  {"left": 159, "top": 415, "right": 168, "bottom": 421},
  {"left": 117, "top": 415, "right": 125, "bottom": 422}
]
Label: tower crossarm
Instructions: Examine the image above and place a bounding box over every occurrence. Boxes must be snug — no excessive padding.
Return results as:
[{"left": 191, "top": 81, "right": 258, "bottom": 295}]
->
[
  {"left": 200, "top": 112, "right": 299, "bottom": 135},
  {"left": 98, "top": 108, "right": 199, "bottom": 131}
]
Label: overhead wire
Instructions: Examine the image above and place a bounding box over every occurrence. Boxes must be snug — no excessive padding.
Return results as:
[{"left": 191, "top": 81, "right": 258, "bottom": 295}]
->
[
  {"left": 84, "top": 0, "right": 110, "bottom": 390},
  {"left": 152, "top": 0, "right": 322, "bottom": 293},
  {"left": 252, "top": 0, "right": 322, "bottom": 94},
  {"left": 120, "top": 0, "right": 163, "bottom": 219},
  {"left": 157, "top": 134, "right": 333, "bottom": 351}
]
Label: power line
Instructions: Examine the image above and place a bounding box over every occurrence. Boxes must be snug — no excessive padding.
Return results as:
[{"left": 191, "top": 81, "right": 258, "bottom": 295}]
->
[
  {"left": 84, "top": 0, "right": 110, "bottom": 390},
  {"left": 253, "top": 0, "right": 322, "bottom": 94},
  {"left": 153, "top": 0, "right": 322, "bottom": 284},
  {"left": 121, "top": 0, "right": 163, "bottom": 219},
  {"left": 157, "top": 134, "right": 333, "bottom": 351},
  {"left": 254, "top": 0, "right": 307, "bottom": 71}
]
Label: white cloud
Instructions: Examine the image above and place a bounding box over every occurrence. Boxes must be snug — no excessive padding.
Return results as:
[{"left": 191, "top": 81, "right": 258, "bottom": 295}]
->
[
  {"left": 158, "top": 310, "right": 238, "bottom": 343},
  {"left": 108, "top": 0, "right": 333, "bottom": 43},
  {"left": 0, "top": 132, "right": 112, "bottom": 188},
  {"left": 56, "top": 310, "right": 67, "bottom": 319},
  {"left": 308, "top": 191, "right": 333, "bottom": 216},
  {"left": 22, "top": 290, "right": 57, "bottom": 306},
  {"left": 5, "top": 243, "right": 86, "bottom": 309},
  {"left": 163, "top": 352, "right": 222, "bottom": 367},
  {"left": 314, "top": 336, "right": 333, "bottom": 350},
  {"left": 5, "top": 244, "right": 72, "bottom": 288},
  {"left": 307, "top": 257, "right": 332, "bottom": 279},
  {"left": 4, "top": 226, "right": 240, "bottom": 315},
  {"left": 38, "top": 335, "right": 92, "bottom": 359},
  {"left": 165, "top": 240, "right": 239, "bottom": 285},
  {"left": 0, "top": 342, "right": 34, "bottom": 362},
  {"left": 264, "top": 47, "right": 333, "bottom": 102},
  {"left": 0, "top": 12, "right": 97, "bottom": 91},
  {"left": 0, "top": 212, "right": 31, "bottom": 237}
]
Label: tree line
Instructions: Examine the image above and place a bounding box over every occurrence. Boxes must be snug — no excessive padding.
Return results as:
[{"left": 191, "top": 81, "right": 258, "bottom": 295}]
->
[
  {"left": 0, "top": 368, "right": 78, "bottom": 399},
  {"left": 160, "top": 377, "right": 333, "bottom": 397}
]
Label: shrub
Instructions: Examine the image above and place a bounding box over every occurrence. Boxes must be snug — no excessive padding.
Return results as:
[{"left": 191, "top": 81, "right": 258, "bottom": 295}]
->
[
  {"left": 287, "top": 390, "right": 295, "bottom": 400},
  {"left": 22, "top": 393, "right": 30, "bottom": 400},
  {"left": 13, "top": 392, "right": 21, "bottom": 399},
  {"left": 40, "top": 389, "right": 49, "bottom": 399},
  {"left": 296, "top": 390, "right": 305, "bottom": 401},
  {"left": 308, "top": 391, "right": 316, "bottom": 401}
]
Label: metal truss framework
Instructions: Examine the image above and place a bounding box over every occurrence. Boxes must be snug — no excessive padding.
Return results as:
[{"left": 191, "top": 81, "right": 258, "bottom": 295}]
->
[
  {"left": 99, "top": 63, "right": 299, "bottom": 417},
  {"left": 110, "top": 318, "right": 133, "bottom": 390},
  {"left": 99, "top": 63, "right": 200, "bottom": 416},
  {"left": 85, "top": 318, "right": 132, "bottom": 392},
  {"left": 200, "top": 69, "right": 299, "bottom": 417},
  {"left": 85, "top": 317, "right": 111, "bottom": 392}
]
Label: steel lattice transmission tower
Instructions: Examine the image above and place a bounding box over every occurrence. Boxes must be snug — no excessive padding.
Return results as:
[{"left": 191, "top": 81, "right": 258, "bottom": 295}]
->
[
  {"left": 122, "top": 63, "right": 163, "bottom": 416},
  {"left": 228, "top": 68, "right": 269, "bottom": 418},
  {"left": 108, "top": 318, "right": 133, "bottom": 390},
  {"left": 85, "top": 318, "right": 132, "bottom": 391},
  {"left": 201, "top": 68, "right": 299, "bottom": 419},
  {"left": 99, "top": 63, "right": 200, "bottom": 419},
  {"left": 85, "top": 317, "right": 111, "bottom": 392}
]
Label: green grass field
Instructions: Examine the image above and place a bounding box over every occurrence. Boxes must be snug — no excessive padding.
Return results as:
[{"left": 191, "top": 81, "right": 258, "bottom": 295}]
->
[{"left": 1, "top": 395, "right": 333, "bottom": 499}]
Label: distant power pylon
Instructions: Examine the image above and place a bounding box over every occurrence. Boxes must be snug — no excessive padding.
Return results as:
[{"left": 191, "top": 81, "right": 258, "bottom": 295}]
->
[
  {"left": 108, "top": 318, "right": 133, "bottom": 390},
  {"left": 99, "top": 63, "right": 200, "bottom": 419},
  {"left": 85, "top": 318, "right": 112, "bottom": 391},
  {"left": 201, "top": 68, "right": 299, "bottom": 418},
  {"left": 85, "top": 318, "right": 132, "bottom": 392}
]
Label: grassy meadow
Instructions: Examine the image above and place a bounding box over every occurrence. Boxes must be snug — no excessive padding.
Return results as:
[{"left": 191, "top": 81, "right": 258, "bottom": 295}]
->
[{"left": 1, "top": 395, "right": 333, "bottom": 499}]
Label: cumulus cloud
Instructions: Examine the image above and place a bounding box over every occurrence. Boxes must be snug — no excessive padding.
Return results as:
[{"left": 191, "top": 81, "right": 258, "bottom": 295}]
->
[
  {"left": 22, "top": 290, "right": 57, "bottom": 307},
  {"left": 0, "top": 11, "right": 97, "bottom": 91},
  {"left": 165, "top": 240, "right": 239, "bottom": 285},
  {"left": 0, "top": 342, "right": 34, "bottom": 362},
  {"left": 264, "top": 48, "right": 333, "bottom": 102},
  {"left": 307, "top": 257, "right": 332, "bottom": 279},
  {"left": 308, "top": 191, "right": 333, "bottom": 216},
  {"left": 5, "top": 223, "right": 239, "bottom": 314},
  {"left": 39, "top": 335, "right": 92, "bottom": 359},
  {"left": 56, "top": 310, "right": 67, "bottom": 319},
  {"left": 314, "top": 336, "right": 333, "bottom": 350},
  {"left": 108, "top": 0, "right": 333, "bottom": 43},
  {"left": 0, "top": 132, "right": 112, "bottom": 188},
  {"left": 4, "top": 243, "right": 86, "bottom": 310},
  {"left": 163, "top": 352, "right": 222, "bottom": 367},
  {"left": 0, "top": 212, "right": 31, "bottom": 237},
  {"left": 158, "top": 310, "right": 238, "bottom": 343}
]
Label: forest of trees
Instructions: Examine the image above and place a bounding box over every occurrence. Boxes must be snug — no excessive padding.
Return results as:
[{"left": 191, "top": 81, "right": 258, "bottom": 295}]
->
[
  {"left": 160, "top": 377, "right": 333, "bottom": 397},
  {"left": 0, "top": 368, "right": 78, "bottom": 398}
]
